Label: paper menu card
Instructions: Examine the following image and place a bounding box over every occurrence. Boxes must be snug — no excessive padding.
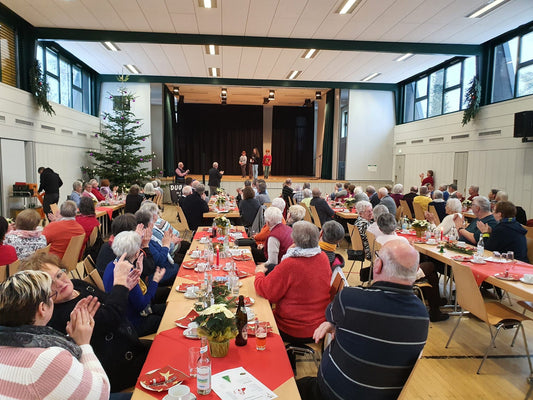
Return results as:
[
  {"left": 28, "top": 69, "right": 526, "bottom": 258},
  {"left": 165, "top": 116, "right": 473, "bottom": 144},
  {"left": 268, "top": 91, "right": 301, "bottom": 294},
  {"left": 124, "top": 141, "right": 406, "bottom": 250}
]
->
[{"left": 212, "top": 367, "right": 278, "bottom": 400}]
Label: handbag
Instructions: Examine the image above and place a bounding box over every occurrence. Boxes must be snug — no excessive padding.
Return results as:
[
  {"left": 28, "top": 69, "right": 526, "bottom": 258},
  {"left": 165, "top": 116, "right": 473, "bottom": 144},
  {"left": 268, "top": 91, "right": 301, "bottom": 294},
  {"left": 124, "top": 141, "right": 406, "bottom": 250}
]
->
[{"left": 347, "top": 249, "right": 365, "bottom": 261}]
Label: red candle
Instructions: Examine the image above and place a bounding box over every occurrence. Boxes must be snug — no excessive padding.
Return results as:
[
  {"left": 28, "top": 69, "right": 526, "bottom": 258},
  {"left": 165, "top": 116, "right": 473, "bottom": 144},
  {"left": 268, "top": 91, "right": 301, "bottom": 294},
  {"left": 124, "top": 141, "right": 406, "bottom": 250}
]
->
[
  {"left": 216, "top": 245, "right": 220, "bottom": 266},
  {"left": 440, "top": 228, "right": 443, "bottom": 241}
]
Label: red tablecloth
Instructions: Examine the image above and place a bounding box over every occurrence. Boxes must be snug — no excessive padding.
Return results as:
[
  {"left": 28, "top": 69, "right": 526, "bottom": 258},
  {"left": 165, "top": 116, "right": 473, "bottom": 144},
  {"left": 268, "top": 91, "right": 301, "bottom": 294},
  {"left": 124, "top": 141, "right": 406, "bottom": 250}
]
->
[
  {"left": 95, "top": 206, "right": 116, "bottom": 220},
  {"left": 464, "top": 260, "right": 533, "bottom": 285},
  {"left": 135, "top": 328, "right": 294, "bottom": 399},
  {"left": 193, "top": 228, "right": 248, "bottom": 243},
  {"left": 178, "top": 257, "right": 256, "bottom": 282}
]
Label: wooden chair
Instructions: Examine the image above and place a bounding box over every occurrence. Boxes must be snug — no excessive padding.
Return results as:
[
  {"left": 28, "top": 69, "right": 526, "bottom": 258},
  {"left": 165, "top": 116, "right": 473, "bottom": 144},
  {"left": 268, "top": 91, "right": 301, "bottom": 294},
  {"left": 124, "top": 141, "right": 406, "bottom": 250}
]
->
[
  {"left": 428, "top": 205, "right": 441, "bottom": 225},
  {"left": 287, "top": 196, "right": 294, "bottom": 206},
  {"left": 175, "top": 205, "right": 194, "bottom": 242},
  {"left": 264, "top": 202, "right": 272, "bottom": 208},
  {"left": 400, "top": 200, "right": 413, "bottom": 219},
  {"left": 88, "top": 226, "right": 100, "bottom": 248},
  {"left": 445, "top": 262, "right": 532, "bottom": 374},
  {"left": 346, "top": 223, "right": 366, "bottom": 281},
  {"left": 0, "top": 260, "right": 21, "bottom": 282},
  {"left": 309, "top": 205, "right": 322, "bottom": 229},
  {"left": 82, "top": 268, "right": 106, "bottom": 292},
  {"left": 61, "top": 234, "right": 86, "bottom": 274},
  {"left": 0, "top": 265, "right": 7, "bottom": 282},
  {"left": 413, "top": 203, "right": 425, "bottom": 220},
  {"left": 397, "top": 351, "right": 424, "bottom": 400},
  {"left": 34, "top": 244, "right": 51, "bottom": 255},
  {"left": 50, "top": 203, "right": 60, "bottom": 215},
  {"left": 330, "top": 266, "right": 348, "bottom": 301},
  {"left": 303, "top": 206, "right": 313, "bottom": 223}
]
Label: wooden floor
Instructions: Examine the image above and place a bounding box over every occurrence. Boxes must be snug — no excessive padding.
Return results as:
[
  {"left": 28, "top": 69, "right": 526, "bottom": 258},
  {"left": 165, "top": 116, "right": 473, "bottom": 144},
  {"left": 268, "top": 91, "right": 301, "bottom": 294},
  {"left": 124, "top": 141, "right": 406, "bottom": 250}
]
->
[{"left": 161, "top": 205, "right": 533, "bottom": 399}]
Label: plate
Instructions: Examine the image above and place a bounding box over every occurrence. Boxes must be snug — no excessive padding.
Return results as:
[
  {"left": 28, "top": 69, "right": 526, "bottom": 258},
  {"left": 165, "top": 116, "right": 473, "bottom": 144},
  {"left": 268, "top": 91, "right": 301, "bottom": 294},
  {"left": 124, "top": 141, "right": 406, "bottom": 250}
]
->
[
  {"left": 183, "top": 327, "right": 199, "bottom": 339},
  {"left": 451, "top": 255, "right": 473, "bottom": 262},
  {"left": 139, "top": 366, "right": 189, "bottom": 392},
  {"left": 184, "top": 292, "right": 198, "bottom": 299},
  {"left": 176, "top": 284, "right": 198, "bottom": 293},
  {"left": 182, "top": 260, "right": 197, "bottom": 269},
  {"left": 471, "top": 259, "right": 486, "bottom": 264},
  {"left": 232, "top": 254, "right": 253, "bottom": 262},
  {"left": 494, "top": 272, "right": 520, "bottom": 281},
  {"left": 236, "top": 270, "right": 251, "bottom": 279},
  {"left": 175, "top": 309, "right": 200, "bottom": 328},
  {"left": 485, "top": 257, "right": 511, "bottom": 263},
  {"left": 520, "top": 278, "right": 533, "bottom": 285},
  {"left": 425, "top": 240, "right": 438, "bottom": 245},
  {"left": 226, "top": 296, "right": 254, "bottom": 306},
  {"left": 163, "top": 393, "right": 196, "bottom": 400}
]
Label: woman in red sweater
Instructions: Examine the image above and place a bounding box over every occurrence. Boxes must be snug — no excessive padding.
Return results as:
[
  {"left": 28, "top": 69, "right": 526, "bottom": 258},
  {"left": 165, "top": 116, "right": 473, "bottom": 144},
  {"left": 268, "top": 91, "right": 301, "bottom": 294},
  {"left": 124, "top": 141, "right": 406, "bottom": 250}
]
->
[
  {"left": 0, "top": 216, "right": 17, "bottom": 266},
  {"left": 254, "top": 221, "right": 331, "bottom": 342}
]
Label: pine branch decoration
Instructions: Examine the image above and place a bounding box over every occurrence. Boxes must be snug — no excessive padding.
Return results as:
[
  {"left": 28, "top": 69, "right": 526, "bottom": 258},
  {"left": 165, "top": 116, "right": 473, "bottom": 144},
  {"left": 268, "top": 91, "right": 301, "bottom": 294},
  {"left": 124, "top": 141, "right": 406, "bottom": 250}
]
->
[
  {"left": 29, "top": 60, "right": 55, "bottom": 116},
  {"left": 462, "top": 76, "right": 481, "bottom": 126}
]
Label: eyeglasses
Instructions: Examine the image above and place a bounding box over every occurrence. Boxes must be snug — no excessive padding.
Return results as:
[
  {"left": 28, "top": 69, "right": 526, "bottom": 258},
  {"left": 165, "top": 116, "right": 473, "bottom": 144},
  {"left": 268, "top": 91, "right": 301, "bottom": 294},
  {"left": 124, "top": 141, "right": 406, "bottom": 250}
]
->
[
  {"left": 51, "top": 268, "right": 67, "bottom": 286},
  {"left": 49, "top": 291, "right": 58, "bottom": 301},
  {"left": 374, "top": 250, "right": 380, "bottom": 260}
]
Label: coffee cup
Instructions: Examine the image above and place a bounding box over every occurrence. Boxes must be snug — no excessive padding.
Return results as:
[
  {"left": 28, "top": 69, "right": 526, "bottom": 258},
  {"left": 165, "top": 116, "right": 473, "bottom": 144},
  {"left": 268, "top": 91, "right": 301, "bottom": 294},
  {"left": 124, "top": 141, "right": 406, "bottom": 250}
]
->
[
  {"left": 191, "top": 250, "right": 201, "bottom": 258},
  {"left": 426, "top": 239, "right": 436, "bottom": 245},
  {"left": 167, "top": 384, "right": 191, "bottom": 399},
  {"left": 523, "top": 274, "right": 533, "bottom": 283},
  {"left": 185, "top": 286, "right": 197, "bottom": 296}
]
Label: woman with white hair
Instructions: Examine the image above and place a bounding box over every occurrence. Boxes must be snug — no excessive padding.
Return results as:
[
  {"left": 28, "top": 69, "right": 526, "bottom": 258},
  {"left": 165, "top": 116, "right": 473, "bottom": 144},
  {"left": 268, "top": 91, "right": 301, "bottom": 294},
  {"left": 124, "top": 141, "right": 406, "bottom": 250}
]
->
[
  {"left": 263, "top": 206, "right": 293, "bottom": 267},
  {"left": 391, "top": 183, "right": 404, "bottom": 207},
  {"left": 366, "top": 204, "right": 389, "bottom": 241},
  {"left": 287, "top": 204, "right": 306, "bottom": 226},
  {"left": 89, "top": 178, "right": 106, "bottom": 201},
  {"left": 255, "top": 221, "right": 331, "bottom": 342},
  {"left": 103, "top": 231, "right": 167, "bottom": 336},
  {"left": 353, "top": 200, "right": 373, "bottom": 260},
  {"left": 428, "top": 190, "right": 447, "bottom": 221},
  {"left": 300, "top": 188, "right": 313, "bottom": 208},
  {"left": 143, "top": 182, "right": 156, "bottom": 201},
  {"left": 425, "top": 198, "right": 462, "bottom": 235}
]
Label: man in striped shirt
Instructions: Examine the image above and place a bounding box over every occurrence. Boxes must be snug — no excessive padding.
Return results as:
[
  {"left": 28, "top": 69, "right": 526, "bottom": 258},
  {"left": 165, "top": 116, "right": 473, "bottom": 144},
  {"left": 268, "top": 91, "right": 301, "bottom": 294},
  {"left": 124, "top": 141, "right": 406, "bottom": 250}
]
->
[{"left": 297, "top": 239, "right": 429, "bottom": 400}]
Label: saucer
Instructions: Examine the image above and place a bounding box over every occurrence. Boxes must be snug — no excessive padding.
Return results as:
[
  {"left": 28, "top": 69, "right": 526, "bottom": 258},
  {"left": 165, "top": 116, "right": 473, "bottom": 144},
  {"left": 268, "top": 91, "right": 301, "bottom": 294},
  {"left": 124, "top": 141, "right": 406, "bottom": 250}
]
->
[{"left": 520, "top": 278, "right": 533, "bottom": 285}]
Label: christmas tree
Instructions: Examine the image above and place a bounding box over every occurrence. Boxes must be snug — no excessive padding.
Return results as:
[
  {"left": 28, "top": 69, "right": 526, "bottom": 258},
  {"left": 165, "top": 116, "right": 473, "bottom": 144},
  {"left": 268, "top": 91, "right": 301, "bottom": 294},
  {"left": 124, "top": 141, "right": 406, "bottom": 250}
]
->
[{"left": 82, "top": 77, "right": 162, "bottom": 191}]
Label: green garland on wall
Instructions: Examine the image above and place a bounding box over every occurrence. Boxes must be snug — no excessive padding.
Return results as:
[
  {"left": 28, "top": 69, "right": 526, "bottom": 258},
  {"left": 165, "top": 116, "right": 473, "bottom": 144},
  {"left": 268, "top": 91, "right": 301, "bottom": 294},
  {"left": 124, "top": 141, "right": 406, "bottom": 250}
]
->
[
  {"left": 29, "top": 60, "right": 55, "bottom": 116},
  {"left": 461, "top": 76, "right": 481, "bottom": 126}
]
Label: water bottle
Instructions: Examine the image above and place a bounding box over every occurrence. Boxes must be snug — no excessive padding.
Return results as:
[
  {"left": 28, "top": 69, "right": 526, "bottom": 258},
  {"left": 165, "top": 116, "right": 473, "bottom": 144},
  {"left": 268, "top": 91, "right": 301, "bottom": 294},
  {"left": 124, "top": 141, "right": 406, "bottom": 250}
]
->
[
  {"left": 401, "top": 217, "right": 408, "bottom": 231},
  {"left": 477, "top": 235, "right": 484, "bottom": 256},
  {"left": 197, "top": 337, "right": 211, "bottom": 395}
]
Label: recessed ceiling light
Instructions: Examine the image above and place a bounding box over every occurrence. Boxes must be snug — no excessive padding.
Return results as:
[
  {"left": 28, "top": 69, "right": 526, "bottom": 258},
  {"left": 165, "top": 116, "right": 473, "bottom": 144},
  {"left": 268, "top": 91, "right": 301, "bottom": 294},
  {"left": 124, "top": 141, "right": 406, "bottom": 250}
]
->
[
  {"left": 124, "top": 64, "right": 140, "bottom": 74},
  {"left": 173, "top": 87, "right": 179, "bottom": 95},
  {"left": 466, "top": 0, "right": 510, "bottom": 18},
  {"left": 361, "top": 72, "right": 380, "bottom": 82},
  {"left": 208, "top": 67, "right": 220, "bottom": 77},
  {"left": 102, "top": 41, "right": 120, "bottom": 51},
  {"left": 302, "top": 49, "right": 318, "bottom": 59},
  {"left": 315, "top": 91, "right": 322, "bottom": 100},
  {"left": 336, "top": 0, "right": 361, "bottom": 15},
  {"left": 199, "top": 0, "right": 217, "bottom": 8},
  {"left": 205, "top": 44, "right": 219, "bottom": 55},
  {"left": 221, "top": 88, "right": 227, "bottom": 98},
  {"left": 394, "top": 53, "right": 414, "bottom": 62},
  {"left": 286, "top": 70, "right": 302, "bottom": 80},
  {"left": 268, "top": 90, "right": 275, "bottom": 100}
]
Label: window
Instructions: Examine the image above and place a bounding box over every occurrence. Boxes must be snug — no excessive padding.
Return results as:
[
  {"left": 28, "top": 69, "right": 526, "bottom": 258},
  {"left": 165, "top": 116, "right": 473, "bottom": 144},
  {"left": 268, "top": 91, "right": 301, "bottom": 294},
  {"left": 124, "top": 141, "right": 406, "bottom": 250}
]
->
[
  {"left": 0, "top": 22, "right": 17, "bottom": 87},
  {"left": 401, "top": 56, "right": 477, "bottom": 123},
  {"left": 36, "top": 42, "right": 94, "bottom": 114},
  {"left": 492, "top": 30, "right": 533, "bottom": 102}
]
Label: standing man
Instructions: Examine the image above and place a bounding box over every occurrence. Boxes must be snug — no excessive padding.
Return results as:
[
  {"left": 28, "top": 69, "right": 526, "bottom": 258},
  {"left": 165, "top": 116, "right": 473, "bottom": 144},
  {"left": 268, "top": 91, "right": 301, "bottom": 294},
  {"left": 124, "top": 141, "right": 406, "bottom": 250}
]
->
[
  {"left": 263, "top": 149, "right": 272, "bottom": 179},
  {"left": 175, "top": 162, "right": 189, "bottom": 184},
  {"left": 38, "top": 166, "right": 63, "bottom": 220},
  {"left": 208, "top": 162, "right": 224, "bottom": 198},
  {"left": 239, "top": 151, "right": 247, "bottom": 178},
  {"left": 297, "top": 239, "right": 429, "bottom": 400}
]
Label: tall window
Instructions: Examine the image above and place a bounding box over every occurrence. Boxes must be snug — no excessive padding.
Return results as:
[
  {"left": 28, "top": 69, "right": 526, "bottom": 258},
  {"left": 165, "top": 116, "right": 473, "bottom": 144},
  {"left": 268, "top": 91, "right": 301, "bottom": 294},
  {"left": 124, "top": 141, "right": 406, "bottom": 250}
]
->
[
  {"left": 0, "top": 21, "right": 17, "bottom": 87},
  {"left": 36, "top": 43, "right": 93, "bottom": 114},
  {"left": 492, "top": 31, "right": 533, "bottom": 102},
  {"left": 402, "top": 56, "right": 477, "bottom": 123}
]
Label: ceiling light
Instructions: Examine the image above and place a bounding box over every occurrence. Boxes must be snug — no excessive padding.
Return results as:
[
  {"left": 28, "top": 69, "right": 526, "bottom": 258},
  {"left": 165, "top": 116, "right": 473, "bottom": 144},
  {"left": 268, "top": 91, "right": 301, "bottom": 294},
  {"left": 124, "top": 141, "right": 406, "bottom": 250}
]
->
[
  {"left": 394, "top": 53, "right": 414, "bottom": 62},
  {"left": 286, "top": 70, "right": 302, "bottom": 80},
  {"left": 268, "top": 90, "right": 275, "bottom": 100},
  {"left": 361, "top": 72, "right": 380, "bottom": 82},
  {"left": 302, "top": 49, "right": 318, "bottom": 59},
  {"left": 208, "top": 67, "right": 220, "bottom": 77},
  {"left": 102, "top": 41, "right": 120, "bottom": 51},
  {"left": 315, "top": 91, "right": 322, "bottom": 100},
  {"left": 205, "top": 44, "right": 219, "bottom": 55},
  {"left": 466, "top": 0, "right": 510, "bottom": 18},
  {"left": 199, "top": 0, "right": 217, "bottom": 8},
  {"left": 124, "top": 64, "right": 140, "bottom": 74},
  {"left": 336, "top": 0, "right": 360, "bottom": 15}
]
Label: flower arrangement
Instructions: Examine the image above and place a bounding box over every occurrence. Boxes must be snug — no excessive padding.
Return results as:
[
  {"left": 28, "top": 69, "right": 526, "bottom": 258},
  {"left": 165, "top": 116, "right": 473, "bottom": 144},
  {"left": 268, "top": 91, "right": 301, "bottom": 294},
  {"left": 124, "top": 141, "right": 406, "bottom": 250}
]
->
[
  {"left": 214, "top": 216, "right": 230, "bottom": 229},
  {"left": 215, "top": 194, "right": 227, "bottom": 207},
  {"left": 194, "top": 304, "right": 238, "bottom": 343},
  {"left": 216, "top": 187, "right": 226, "bottom": 195},
  {"left": 344, "top": 198, "right": 356, "bottom": 209},
  {"left": 462, "top": 199, "right": 472, "bottom": 208},
  {"left": 411, "top": 219, "right": 430, "bottom": 229}
]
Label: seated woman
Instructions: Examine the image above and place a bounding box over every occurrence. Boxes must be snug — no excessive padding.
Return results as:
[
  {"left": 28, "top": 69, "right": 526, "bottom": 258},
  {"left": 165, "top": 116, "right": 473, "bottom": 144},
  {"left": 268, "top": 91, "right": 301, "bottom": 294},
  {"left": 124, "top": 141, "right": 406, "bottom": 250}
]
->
[
  {"left": 124, "top": 184, "right": 144, "bottom": 214},
  {"left": 263, "top": 207, "right": 293, "bottom": 269},
  {"left": 425, "top": 198, "right": 462, "bottom": 235},
  {"left": 4, "top": 209, "right": 47, "bottom": 260},
  {"left": 20, "top": 252, "right": 149, "bottom": 393},
  {"left": 319, "top": 220, "right": 345, "bottom": 271},
  {"left": 390, "top": 183, "right": 404, "bottom": 207},
  {"left": 428, "top": 190, "right": 447, "bottom": 222},
  {"left": 0, "top": 216, "right": 17, "bottom": 265},
  {"left": 238, "top": 186, "right": 261, "bottom": 228},
  {"left": 255, "top": 221, "right": 331, "bottom": 343},
  {"left": 365, "top": 204, "right": 389, "bottom": 241},
  {"left": 76, "top": 197, "right": 101, "bottom": 249},
  {"left": 478, "top": 201, "right": 529, "bottom": 263},
  {"left": 89, "top": 179, "right": 106, "bottom": 202},
  {"left": 287, "top": 204, "right": 306, "bottom": 226},
  {"left": 254, "top": 198, "right": 286, "bottom": 246},
  {"left": 103, "top": 231, "right": 167, "bottom": 337},
  {"left": 82, "top": 182, "right": 99, "bottom": 202},
  {"left": 99, "top": 179, "right": 112, "bottom": 199},
  {"left": 143, "top": 182, "right": 156, "bottom": 202},
  {"left": 0, "top": 270, "right": 110, "bottom": 398},
  {"left": 353, "top": 200, "right": 374, "bottom": 260},
  {"left": 376, "top": 213, "right": 449, "bottom": 322}
]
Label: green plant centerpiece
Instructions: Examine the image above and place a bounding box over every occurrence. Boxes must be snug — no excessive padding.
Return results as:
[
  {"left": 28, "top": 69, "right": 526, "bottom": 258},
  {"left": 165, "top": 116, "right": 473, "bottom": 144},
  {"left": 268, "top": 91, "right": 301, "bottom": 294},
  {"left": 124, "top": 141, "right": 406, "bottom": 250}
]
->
[
  {"left": 194, "top": 304, "right": 238, "bottom": 357},
  {"left": 462, "top": 199, "right": 472, "bottom": 210},
  {"left": 214, "top": 215, "right": 231, "bottom": 237},
  {"left": 411, "top": 219, "right": 430, "bottom": 238},
  {"left": 344, "top": 198, "right": 356, "bottom": 210}
]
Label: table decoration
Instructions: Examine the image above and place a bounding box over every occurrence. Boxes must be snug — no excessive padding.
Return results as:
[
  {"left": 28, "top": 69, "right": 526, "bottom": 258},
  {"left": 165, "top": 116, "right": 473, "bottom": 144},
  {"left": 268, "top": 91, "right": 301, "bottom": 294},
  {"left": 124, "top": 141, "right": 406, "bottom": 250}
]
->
[
  {"left": 214, "top": 215, "right": 231, "bottom": 236},
  {"left": 344, "top": 197, "right": 356, "bottom": 211},
  {"left": 194, "top": 304, "right": 238, "bottom": 357},
  {"left": 139, "top": 365, "right": 189, "bottom": 392},
  {"left": 411, "top": 219, "right": 430, "bottom": 238},
  {"left": 444, "top": 242, "right": 475, "bottom": 255}
]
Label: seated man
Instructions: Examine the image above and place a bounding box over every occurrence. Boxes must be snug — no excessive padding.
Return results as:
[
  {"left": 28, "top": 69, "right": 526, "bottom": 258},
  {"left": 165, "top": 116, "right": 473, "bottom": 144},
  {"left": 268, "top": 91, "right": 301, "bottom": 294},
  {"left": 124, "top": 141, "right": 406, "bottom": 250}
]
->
[
  {"left": 366, "top": 185, "right": 379, "bottom": 207},
  {"left": 402, "top": 186, "right": 418, "bottom": 216},
  {"left": 428, "top": 189, "right": 447, "bottom": 221},
  {"left": 377, "top": 187, "right": 397, "bottom": 215},
  {"left": 180, "top": 183, "right": 209, "bottom": 230},
  {"left": 454, "top": 196, "right": 497, "bottom": 245},
  {"left": 467, "top": 185, "right": 479, "bottom": 202},
  {"left": 42, "top": 200, "right": 85, "bottom": 258},
  {"left": 310, "top": 188, "right": 335, "bottom": 226},
  {"left": 297, "top": 239, "right": 429, "bottom": 400},
  {"left": 255, "top": 179, "right": 271, "bottom": 205}
]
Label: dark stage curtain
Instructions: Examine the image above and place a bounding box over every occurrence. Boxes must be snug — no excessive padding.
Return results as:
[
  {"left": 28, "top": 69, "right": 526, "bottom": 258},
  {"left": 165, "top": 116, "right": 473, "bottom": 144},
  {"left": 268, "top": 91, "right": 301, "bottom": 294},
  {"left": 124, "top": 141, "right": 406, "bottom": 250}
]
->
[
  {"left": 175, "top": 104, "right": 263, "bottom": 177},
  {"left": 162, "top": 86, "right": 176, "bottom": 176},
  {"left": 272, "top": 106, "right": 314, "bottom": 176},
  {"left": 321, "top": 90, "right": 334, "bottom": 179}
]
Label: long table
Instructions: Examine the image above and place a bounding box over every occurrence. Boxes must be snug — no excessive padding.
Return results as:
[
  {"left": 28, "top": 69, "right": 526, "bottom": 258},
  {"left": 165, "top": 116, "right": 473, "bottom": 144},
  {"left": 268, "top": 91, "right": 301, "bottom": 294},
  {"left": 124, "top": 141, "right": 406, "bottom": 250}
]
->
[
  {"left": 95, "top": 203, "right": 125, "bottom": 236},
  {"left": 131, "top": 227, "right": 301, "bottom": 400}
]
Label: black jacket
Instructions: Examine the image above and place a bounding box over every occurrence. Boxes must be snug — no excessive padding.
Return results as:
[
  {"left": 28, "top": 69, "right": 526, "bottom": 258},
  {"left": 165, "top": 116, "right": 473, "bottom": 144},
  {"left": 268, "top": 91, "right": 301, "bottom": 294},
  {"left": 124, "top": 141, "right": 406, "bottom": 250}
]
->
[
  {"left": 208, "top": 167, "right": 222, "bottom": 187},
  {"left": 484, "top": 218, "right": 529, "bottom": 263},
  {"left": 181, "top": 192, "right": 209, "bottom": 230},
  {"left": 38, "top": 168, "right": 63, "bottom": 194}
]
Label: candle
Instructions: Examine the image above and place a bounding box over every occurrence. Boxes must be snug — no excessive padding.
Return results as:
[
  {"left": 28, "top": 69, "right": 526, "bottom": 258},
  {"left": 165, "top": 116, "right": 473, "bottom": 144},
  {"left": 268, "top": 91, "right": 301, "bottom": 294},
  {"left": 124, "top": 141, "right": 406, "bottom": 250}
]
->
[
  {"left": 440, "top": 228, "right": 443, "bottom": 241},
  {"left": 216, "top": 245, "right": 220, "bottom": 266}
]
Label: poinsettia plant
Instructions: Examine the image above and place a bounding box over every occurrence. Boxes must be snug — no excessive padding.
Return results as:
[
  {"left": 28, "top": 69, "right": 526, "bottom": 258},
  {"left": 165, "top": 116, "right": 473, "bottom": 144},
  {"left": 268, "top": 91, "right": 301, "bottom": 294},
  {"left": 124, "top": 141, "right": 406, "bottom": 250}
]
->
[{"left": 194, "top": 304, "right": 238, "bottom": 343}]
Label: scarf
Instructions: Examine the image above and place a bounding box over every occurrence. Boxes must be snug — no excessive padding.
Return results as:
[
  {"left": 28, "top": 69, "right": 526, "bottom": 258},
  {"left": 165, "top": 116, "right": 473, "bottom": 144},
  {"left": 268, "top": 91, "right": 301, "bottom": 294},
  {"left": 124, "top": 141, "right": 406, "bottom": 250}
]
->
[
  {"left": 319, "top": 241, "right": 337, "bottom": 252},
  {"left": 0, "top": 325, "right": 82, "bottom": 359},
  {"left": 6, "top": 229, "right": 44, "bottom": 239},
  {"left": 281, "top": 246, "right": 322, "bottom": 262}
]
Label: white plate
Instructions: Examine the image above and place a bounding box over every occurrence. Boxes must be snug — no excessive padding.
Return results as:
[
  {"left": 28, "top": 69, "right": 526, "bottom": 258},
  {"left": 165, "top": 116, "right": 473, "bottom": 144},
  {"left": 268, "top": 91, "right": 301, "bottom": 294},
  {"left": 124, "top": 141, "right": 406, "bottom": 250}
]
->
[
  {"left": 484, "top": 257, "right": 511, "bottom": 263},
  {"left": 471, "top": 259, "right": 486, "bottom": 264},
  {"left": 163, "top": 394, "right": 196, "bottom": 400},
  {"left": 183, "top": 327, "right": 200, "bottom": 339},
  {"left": 184, "top": 292, "right": 198, "bottom": 299},
  {"left": 520, "top": 278, "right": 533, "bottom": 285}
]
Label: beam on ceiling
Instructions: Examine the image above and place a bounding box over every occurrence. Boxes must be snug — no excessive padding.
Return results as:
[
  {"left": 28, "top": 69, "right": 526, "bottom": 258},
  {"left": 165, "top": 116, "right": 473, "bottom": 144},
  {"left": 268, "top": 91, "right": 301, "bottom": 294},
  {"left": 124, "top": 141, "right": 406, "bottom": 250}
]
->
[
  {"left": 36, "top": 28, "right": 482, "bottom": 56},
  {"left": 99, "top": 74, "right": 399, "bottom": 92}
]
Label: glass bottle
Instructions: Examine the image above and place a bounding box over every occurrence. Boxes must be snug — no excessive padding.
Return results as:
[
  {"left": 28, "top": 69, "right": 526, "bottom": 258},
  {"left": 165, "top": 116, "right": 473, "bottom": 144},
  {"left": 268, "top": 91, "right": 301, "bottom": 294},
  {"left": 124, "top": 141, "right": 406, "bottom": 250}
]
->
[
  {"left": 235, "top": 295, "right": 248, "bottom": 346},
  {"left": 197, "top": 336, "right": 211, "bottom": 395},
  {"left": 477, "top": 235, "right": 484, "bottom": 256}
]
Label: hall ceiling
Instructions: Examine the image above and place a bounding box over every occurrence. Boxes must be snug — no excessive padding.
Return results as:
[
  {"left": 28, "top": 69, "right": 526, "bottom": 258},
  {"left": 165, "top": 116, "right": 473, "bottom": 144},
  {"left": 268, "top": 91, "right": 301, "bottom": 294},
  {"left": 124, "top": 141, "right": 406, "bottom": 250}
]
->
[{"left": 2, "top": 0, "right": 533, "bottom": 103}]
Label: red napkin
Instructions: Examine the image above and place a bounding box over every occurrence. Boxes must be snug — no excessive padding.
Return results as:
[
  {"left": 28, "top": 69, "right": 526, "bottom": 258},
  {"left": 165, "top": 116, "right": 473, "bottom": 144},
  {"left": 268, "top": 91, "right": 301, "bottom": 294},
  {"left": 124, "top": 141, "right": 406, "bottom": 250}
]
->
[
  {"left": 175, "top": 309, "right": 200, "bottom": 328},
  {"left": 139, "top": 365, "right": 189, "bottom": 392}
]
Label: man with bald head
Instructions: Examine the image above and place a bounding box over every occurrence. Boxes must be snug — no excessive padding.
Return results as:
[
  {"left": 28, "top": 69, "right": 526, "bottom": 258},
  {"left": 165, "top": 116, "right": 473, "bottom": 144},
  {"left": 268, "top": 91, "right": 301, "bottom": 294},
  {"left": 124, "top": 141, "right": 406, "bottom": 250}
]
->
[{"left": 297, "top": 239, "right": 429, "bottom": 400}]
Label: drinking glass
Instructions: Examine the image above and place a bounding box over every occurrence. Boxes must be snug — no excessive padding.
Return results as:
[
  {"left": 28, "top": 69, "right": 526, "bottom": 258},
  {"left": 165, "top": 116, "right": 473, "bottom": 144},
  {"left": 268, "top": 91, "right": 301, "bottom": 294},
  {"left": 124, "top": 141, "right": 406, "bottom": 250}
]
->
[
  {"left": 493, "top": 251, "right": 501, "bottom": 262},
  {"left": 188, "top": 347, "right": 201, "bottom": 377},
  {"left": 507, "top": 251, "right": 514, "bottom": 263},
  {"left": 255, "top": 322, "right": 268, "bottom": 351}
]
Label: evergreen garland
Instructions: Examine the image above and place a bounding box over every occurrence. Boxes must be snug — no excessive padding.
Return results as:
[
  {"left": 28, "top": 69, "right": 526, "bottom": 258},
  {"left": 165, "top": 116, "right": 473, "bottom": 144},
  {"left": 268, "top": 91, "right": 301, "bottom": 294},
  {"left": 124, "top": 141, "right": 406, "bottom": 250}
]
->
[
  {"left": 81, "top": 77, "right": 163, "bottom": 190},
  {"left": 29, "top": 60, "right": 55, "bottom": 116},
  {"left": 461, "top": 76, "right": 481, "bottom": 126}
]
